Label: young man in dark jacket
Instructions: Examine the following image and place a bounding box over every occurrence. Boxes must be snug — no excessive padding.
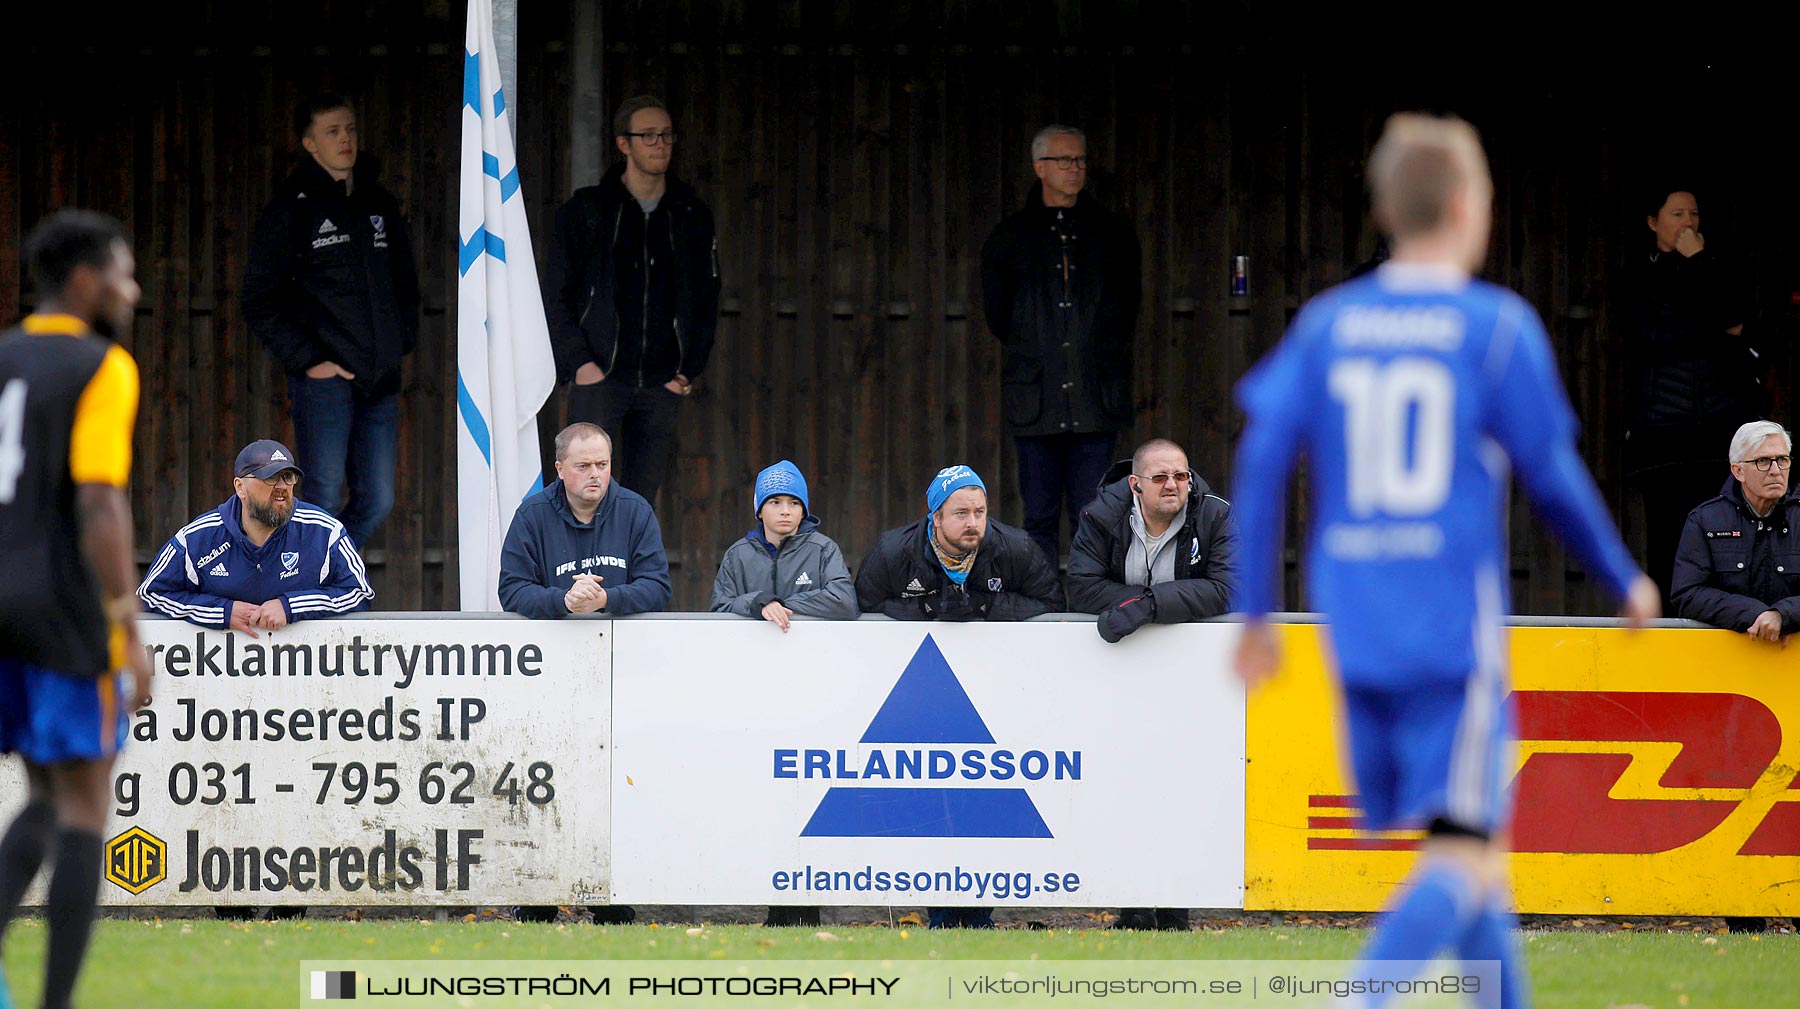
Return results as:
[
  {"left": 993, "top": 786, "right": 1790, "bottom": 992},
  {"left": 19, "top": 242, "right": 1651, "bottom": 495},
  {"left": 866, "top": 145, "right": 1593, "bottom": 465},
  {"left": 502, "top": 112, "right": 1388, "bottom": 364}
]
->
[
  {"left": 853, "top": 465, "right": 1061, "bottom": 931},
  {"left": 1066, "top": 438, "right": 1237, "bottom": 932},
  {"left": 980, "top": 124, "right": 1141, "bottom": 567},
  {"left": 498, "top": 423, "right": 671, "bottom": 619},
  {"left": 544, "top": 95, "right": 721, "bottom": 509},
  {"left": 242, "top": 93, "right": 419, "bottom": 548}
]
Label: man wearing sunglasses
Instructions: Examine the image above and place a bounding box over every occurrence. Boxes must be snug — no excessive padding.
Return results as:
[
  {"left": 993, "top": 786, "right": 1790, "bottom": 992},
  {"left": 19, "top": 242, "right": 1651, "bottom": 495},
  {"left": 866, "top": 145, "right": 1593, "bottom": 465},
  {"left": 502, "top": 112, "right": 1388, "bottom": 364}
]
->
[
  {"left": 1066, "top": 438, "right": 1236, "bottom": 931},
  {"left": 545, "top": 95, "right": 721, "bottom": 510},
  {"left": 1672, "top": 420, "right": 1800, "bottom": 645},
  {"left": 138, "top": 439, "right": 373, "bottom": 637},
  {"left": 981, "top": 124, "right": 1141, "bottom": 570},
  {"left": 1068, "top": 438, "right": 1238, "bottom": 646}
]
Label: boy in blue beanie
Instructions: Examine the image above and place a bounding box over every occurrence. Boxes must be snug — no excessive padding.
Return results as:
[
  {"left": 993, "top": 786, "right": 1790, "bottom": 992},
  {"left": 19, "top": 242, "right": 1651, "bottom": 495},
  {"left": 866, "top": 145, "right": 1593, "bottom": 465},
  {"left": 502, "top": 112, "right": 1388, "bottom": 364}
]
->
[
  {"left": 712, "top": 460, "right": 857, "bottom": 628},
  {"left": 713, "top": 461, "right": 856, "bottom": 926}
]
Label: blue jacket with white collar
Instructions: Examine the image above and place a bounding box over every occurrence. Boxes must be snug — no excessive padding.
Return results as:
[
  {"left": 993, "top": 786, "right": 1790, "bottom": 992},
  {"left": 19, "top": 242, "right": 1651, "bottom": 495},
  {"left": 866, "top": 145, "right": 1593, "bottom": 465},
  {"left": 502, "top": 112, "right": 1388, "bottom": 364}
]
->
[{"left": 138, "top": 498, "right": 373, "bottom": 627}]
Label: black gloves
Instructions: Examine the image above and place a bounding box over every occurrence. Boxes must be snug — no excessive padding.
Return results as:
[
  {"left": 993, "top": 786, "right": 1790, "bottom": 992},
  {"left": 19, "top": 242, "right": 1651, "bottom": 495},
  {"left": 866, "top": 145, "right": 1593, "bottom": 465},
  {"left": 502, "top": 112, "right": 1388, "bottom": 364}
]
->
[
  {"left": 937, "top": 582, "right": 993, "bottom": 621},
  {"left": 1098, "top": 591, "right": 1156, "bottom": 642}
]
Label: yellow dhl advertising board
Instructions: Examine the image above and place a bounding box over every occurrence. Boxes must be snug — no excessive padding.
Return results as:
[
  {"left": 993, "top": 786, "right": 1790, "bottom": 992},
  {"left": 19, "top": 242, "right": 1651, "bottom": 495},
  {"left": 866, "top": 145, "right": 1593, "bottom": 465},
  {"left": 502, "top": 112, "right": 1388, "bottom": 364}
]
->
[{"left": 1246, "top": 623, "right": 1800, "bottom": 915}]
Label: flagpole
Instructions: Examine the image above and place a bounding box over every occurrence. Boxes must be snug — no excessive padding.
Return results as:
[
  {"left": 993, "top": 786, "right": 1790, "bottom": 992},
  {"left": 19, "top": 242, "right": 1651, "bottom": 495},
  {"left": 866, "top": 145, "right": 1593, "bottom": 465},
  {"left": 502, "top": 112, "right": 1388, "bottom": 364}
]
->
[
  {"left": 493, "top": 0, "right": 518, "bottom": 142},
  {"left": 456, "top": 0, "right": 557, "bottom": 611}
]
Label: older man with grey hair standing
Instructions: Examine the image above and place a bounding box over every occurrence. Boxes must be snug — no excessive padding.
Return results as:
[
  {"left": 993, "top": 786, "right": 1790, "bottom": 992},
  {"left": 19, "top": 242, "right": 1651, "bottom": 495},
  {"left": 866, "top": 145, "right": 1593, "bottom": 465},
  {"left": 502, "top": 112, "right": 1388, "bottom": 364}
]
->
[
  {"left": 1671, "top": 419, "right": 1800, "bottom": 643},
  {"left": 981, "top": 124, "right": 1141, "bottom": 571},
  {"left": 1669, "top": 418, "right": 1798, "bottom": 934}
]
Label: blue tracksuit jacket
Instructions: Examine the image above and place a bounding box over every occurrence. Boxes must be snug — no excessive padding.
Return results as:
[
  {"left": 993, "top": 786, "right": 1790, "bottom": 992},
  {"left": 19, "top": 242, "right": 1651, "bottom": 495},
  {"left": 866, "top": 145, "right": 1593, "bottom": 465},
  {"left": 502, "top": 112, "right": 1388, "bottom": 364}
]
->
[{"left": 138, "top": 498, "right": 373, "bottom": 627}]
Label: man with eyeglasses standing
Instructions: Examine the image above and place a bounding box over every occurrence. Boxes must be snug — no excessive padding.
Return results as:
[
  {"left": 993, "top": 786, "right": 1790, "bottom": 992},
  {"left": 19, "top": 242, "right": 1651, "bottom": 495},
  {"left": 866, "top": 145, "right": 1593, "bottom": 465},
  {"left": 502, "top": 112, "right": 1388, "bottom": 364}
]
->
[
  {"left": 1670, "top": 419, "right": 1799, "bottom": 935},
  {"left": 546, "top": 95, "right": 720, "bottom": 509},
  {"left": 1066, "top": 438, "right": 1236, "bottom": 930},
  {"left": 981, "top": 124, "right": 1141, "bottom": 573},
  {"left": 1672, "top": 420, "right": 1800, "bottom": 642},
  {"left": 138, "top": 439, "right": 373, "bottom": 637}
]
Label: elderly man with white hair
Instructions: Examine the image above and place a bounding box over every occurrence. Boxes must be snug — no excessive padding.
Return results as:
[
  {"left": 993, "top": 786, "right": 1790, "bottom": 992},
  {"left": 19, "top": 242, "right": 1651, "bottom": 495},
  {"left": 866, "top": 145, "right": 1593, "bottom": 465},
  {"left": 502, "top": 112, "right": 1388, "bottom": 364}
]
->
[{"left": 1671, "top": 419, "right": 1800, "bottom": 643}]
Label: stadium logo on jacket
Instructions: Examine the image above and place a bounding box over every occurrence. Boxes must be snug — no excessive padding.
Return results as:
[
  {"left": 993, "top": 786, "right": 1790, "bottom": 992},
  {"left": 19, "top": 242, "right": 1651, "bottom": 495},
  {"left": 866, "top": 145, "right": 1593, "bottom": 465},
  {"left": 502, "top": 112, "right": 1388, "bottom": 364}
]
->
[{"left": 780, "top": 635, "right": 1076, "bottom": 839}]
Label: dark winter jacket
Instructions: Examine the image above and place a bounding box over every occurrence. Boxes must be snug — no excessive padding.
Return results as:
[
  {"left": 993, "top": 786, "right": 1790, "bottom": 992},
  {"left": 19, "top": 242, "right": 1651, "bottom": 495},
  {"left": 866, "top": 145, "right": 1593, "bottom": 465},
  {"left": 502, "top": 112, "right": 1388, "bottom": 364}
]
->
[
  {"left": 1671, "top": 477, "right": 1800, "bottom": 633},
  {"left": 854, "top": 516, "right": 1061, "bottom": 621},
  {"left": 1066, "top": 461, "right": 1238, "bottom": 621},
  {"left": 711, "top": 517, "right": 858, "bottom": 619},
  {"left": 498, "top": 480, "right": 671, "bottom": 619},
  {"left": 544, "top": 162, "right": 721, "bottom": 386},
  {"left": 980, "top": 187, "right": 1140, "bottom": 437},
  {"left": 242, "top": 155, "right": 420, "bottom": 398},
  {"left": 1621, "top": 248, "right": 1761, "bottom": 444}
]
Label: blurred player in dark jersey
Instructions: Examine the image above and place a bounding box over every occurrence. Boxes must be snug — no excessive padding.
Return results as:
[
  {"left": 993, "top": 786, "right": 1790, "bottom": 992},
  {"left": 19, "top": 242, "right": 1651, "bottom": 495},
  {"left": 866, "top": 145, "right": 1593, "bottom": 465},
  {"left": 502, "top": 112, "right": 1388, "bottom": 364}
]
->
[
  {"left": 1232, "top": 116, "right": 1659, "bottom": 1009},
  {"left": 0, "top": 209, "right": 150, "bottom": 1009}
]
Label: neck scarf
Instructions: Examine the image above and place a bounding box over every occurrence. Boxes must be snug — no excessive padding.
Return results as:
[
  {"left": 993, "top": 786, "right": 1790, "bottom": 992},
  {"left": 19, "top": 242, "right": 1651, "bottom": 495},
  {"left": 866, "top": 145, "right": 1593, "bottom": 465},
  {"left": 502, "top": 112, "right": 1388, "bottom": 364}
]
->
[{"left": 928, "top": 516, "right": 977, "bottom": 586}]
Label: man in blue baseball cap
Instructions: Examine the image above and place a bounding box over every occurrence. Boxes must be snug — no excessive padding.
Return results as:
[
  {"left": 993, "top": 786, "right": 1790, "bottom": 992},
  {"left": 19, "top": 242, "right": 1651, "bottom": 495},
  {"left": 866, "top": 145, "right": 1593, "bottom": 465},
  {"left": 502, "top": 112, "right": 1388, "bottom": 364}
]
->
[
  {"left": 139, "top": 438, "right": 372, "bottom": 637},
  {"left": 853, "top": 464, "right": 1062, "bottom": 929}
]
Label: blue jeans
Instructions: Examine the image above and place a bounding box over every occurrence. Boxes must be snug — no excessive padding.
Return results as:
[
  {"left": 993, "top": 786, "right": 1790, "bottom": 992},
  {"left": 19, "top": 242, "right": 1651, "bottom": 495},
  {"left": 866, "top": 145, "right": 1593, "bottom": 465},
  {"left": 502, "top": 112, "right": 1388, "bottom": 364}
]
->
[
  {"left": 1015, "top": 432, "right": 1116, "bottom": 568},
  {"left": 287, "top": 376, "right": 398, "bottom": 547}
]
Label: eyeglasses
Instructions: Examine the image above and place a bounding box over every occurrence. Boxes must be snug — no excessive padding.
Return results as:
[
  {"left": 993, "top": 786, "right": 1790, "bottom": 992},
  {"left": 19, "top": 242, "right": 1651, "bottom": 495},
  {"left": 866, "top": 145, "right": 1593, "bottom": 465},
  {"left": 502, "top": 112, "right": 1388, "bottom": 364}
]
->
[
  {"left": 256, "top": 471, "right": 300, "bottom": 486},
  {"left": 1133, "top": 471, "right": 1193, "bottom": 487},
  {"left": 1744, "top": 455, "right": 1792, "bottom": 472},
  {"left": 623, "top": 131, "right": 677, "bottom": 147},
  {"left": 1035, "top": 155, "right": 1087, "bottom": 171}
]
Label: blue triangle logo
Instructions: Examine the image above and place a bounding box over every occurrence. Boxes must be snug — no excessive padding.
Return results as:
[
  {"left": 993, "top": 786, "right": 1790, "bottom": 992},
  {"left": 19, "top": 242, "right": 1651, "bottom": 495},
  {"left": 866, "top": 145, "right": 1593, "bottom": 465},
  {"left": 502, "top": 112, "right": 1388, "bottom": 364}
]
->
[
  {"left": 799, "top": 634, "right": 1052, "bottom": 839},
  {"left": 860, "top": 635, "right": 994, "bottom": 744}
]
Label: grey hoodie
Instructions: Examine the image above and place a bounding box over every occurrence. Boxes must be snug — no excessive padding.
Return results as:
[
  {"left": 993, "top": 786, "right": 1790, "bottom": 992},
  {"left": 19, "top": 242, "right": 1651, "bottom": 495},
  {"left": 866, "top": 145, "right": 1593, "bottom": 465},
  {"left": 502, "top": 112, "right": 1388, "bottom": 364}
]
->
[{"left": 710, "top": 517, "right": 859, "bottom": 619}]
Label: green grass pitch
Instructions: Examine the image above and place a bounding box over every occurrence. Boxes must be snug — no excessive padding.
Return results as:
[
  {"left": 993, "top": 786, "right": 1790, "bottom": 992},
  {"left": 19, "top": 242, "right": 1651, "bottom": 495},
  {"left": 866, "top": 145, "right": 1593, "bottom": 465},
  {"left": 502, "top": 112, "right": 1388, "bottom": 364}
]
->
[{"left": 2, "top": 918, "right": 1796, "bottom": 1008}]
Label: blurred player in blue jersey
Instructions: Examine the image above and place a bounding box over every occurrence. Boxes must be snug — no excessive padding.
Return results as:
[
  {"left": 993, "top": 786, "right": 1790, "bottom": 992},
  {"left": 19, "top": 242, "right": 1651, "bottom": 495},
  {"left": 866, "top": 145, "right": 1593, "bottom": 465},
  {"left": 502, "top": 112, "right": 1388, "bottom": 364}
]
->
[
  {"left": 0, "top": 211, "right": 151, "bottom": 1009},
  {"left": 1231, "top": 115, "right": 1660, "bottom": 1009}
]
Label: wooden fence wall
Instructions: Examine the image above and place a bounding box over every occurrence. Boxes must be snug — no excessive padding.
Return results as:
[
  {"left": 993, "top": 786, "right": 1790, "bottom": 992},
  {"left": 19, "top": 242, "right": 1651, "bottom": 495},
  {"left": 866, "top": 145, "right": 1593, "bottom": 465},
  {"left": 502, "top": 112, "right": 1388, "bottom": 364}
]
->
[{"left": 5, "top": 3, "right": 1797, "bottom": 614}]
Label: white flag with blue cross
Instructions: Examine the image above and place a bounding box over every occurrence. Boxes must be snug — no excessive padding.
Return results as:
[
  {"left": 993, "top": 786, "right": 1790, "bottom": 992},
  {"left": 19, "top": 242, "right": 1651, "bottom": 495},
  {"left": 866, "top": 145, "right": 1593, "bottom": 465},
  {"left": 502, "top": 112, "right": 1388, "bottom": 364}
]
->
[{"left": 456, "top": 0, "right": 555, "bottom": 610}]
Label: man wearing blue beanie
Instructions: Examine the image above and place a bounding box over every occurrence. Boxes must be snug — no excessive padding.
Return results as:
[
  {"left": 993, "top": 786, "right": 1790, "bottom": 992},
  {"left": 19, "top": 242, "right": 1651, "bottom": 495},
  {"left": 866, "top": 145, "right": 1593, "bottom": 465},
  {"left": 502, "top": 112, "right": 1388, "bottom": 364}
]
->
[{"left": 853, "top": 464, "right": 1062, "bottom": 928}]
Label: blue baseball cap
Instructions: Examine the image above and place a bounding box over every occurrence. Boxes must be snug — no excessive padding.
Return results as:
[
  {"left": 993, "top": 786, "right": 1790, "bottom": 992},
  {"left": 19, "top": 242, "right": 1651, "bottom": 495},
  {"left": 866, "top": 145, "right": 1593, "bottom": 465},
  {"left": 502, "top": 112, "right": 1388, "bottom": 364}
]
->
[{"left": 234, "top": 439, "right": 304, "bottom": 480}]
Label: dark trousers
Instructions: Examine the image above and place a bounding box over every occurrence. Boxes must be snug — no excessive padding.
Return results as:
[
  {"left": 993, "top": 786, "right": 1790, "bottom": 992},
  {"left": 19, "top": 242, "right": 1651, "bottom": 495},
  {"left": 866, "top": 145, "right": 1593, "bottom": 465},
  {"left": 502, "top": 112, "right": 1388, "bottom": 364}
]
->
[
  {"left": 1640, "top": 460, "right": 1723, "bottom": 606},
  {"left": 927, "top": 907, "right": 993, "bottom": 929},
  {"left": 1015, "top": 432, "right": 1116, "bottom": 568},
  {"left": 567, "top": 380, "right": 683, "bottom": 507},
  {"left": 287, "top": 376, "right": 399, "bottom": 547},
  {"left": 1628, "top": 422, "right": 1736, "bottom": 606},
  {"left": 1117, "top": 907, "right": 1190, "bottom": 930}
]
